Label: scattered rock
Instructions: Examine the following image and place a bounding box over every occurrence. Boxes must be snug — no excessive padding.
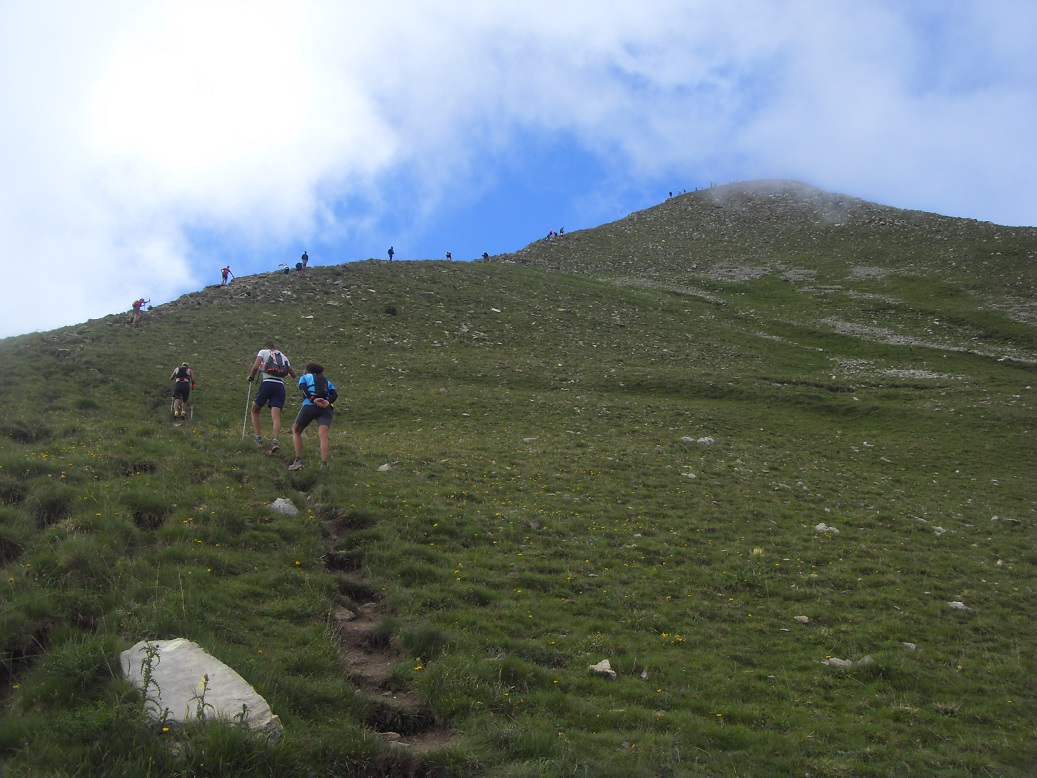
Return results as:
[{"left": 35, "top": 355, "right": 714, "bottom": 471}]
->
[
  {"left": 793, "top": 615, "right": 810, "bottom": 624},
  {"left": 269, "top": 498, "right": 299, "bottom": 517},
  {"left": 121, "top": 638, "right": 283, "bottom": 739},
  {"left": 821, "top": 657, "right": 854, "bottom": 668},
  {"left": 821, "top": 655, "right": 872, "bottom": 668},
  {"left": 902, "top": 642, "right": 917, "bottom": 651},
  {"left": 947, "top": 601, "right": 970, "bottom": 611},
  {"left": 992, "top": 515, "right": 1022, "bottom": 525},
  {"left": 697, "top": 437, "right": 715, "bottom": 445},
  {"left": 815, "top": 523, "right": 840, "bottom": 534},
  {"left": 377, "top": 463, "right": 392, "bottom": 472},
  {"left": 588, "top": 659, "right": 617, "bottom": 680}
]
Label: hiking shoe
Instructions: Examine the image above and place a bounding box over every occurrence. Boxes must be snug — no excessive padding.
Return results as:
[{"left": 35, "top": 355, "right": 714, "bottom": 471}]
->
[
  {"left": 320, "top": 461, "right": 328, "bottom": 469},
  {"left": 268, "top": 440, "right": 280, "bottom": 454},
  {"left": 255, "top": 436, "right": 263, "bottom": 448},
  {"left": 288, "top": 459, "right": 304, "bottom": 471}
]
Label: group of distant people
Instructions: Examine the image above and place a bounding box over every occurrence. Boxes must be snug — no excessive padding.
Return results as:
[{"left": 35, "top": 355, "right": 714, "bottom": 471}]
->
[
  {"left": 168, "top": 339, "right": 338, "bottom": 471},
  {"left": 136, "top": 242, "right": 505, "bottom": 330}
]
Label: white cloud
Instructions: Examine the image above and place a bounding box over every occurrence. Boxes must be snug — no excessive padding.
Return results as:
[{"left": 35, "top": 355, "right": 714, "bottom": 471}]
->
[{"left": 1, "top": 1, "right": 1034, "bottom": 337}]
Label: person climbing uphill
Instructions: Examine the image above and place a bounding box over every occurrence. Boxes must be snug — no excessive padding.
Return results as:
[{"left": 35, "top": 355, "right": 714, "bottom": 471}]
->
[
  {"left": 288, "top": 362, "right": 338, "bottom": 471},
  {"left": 170, "top": 362, "right": 194, "bottom": 420},
  {"left": 247, "top": 341, "right": 297, "bottom": 454}
]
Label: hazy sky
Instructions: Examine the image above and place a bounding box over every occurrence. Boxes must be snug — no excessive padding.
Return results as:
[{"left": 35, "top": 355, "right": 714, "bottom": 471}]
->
[{"left": 2, "top": 1, "right": 1034, "bottom": 337}]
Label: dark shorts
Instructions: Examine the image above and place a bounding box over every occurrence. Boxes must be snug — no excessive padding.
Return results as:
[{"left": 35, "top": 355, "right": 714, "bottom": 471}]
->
[
  {"left": 294, "top": 404, "right": 333, "bottom": 431},
  {"left": 253, "top": 379, "right": 286, "bottom": 410},
  {"left": 172, "top": 382, "right": 191, "bottom": 401}
]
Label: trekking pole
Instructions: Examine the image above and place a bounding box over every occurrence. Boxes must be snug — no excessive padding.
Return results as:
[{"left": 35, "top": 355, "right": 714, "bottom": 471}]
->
[{"left": 241, "top": 381, "right": 253, "bottom": 438}]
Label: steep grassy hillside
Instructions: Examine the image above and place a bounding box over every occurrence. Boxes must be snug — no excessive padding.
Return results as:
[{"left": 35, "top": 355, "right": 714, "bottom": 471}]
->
[{"left": 0, "top": 185, "right": 1034, "bottom": 776}]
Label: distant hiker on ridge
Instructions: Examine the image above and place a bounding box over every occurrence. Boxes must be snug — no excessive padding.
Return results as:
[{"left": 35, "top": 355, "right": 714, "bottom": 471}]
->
[
  {"left": 170, "top": 362, "right": 194, "bottom": 420},
  {"left": 387, "top": 246, "right": 394, "bottom": 262},
  {"left": 221, "top": 266, "right": 233, "bottom": 285},
  {"left": 301, "top": 250, "right": 308, "bottom": 268},
  {"left": 288, "top": 362, "right": 338, "bottom": 471},
  {"left": 445, "top": 251, "right": 452, "bottom": 260},
  {"left": 130, "top": 298, "right": 149, "bottom": 325},
  {"left": 247, "top": 341, "right": 297, "bottom": 454}
]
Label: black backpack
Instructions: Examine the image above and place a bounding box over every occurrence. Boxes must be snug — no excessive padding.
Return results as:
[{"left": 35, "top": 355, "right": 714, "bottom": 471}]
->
[
  {"left": 311, "top": 374, "right": 338, "bottom": 404},
  {"left": 263, "top": 351, "right": 290, "bottom": 377},
  {"left": 174, "top": 366, "right": 191, "bottom": 380}
]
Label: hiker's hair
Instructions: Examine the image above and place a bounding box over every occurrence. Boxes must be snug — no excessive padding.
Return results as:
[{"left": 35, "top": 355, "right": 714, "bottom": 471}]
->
[
  {"left": 263, "top": 340, "right": 276, "bottom": 350},
  {"left": 306, "top": 363, "right": 324, "bottom": 374}
]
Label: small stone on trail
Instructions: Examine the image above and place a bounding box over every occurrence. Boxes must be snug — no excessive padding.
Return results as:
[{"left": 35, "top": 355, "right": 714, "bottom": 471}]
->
[
  {"left": 269, "top": 498, "right": 298, "bottom": 516},
  {"left": 821, "top": 655, "right": 872, "bottom": 668},
  {"left": 902, "top": 642, "right": 917, "bottom": 651},
  {"left": 947, "top": 601, "right": 969, "bottom": 610},
  {"left": 794, "top": 615, "right": 810, "bottom": 624},
  {"left": 821, "top": 657, "right": 854, "bottom": 668},
  {"left": 588, "top": 659, "right": 617, "bottom": 680},
  {"left": 815, "top": 523, "right": 840, "bottom": 534},
  {"left": 377, "top": 463, "right": 392, "bottom": 472}
]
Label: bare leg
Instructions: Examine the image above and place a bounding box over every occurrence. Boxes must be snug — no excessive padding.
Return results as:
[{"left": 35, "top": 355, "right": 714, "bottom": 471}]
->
[
  {"left": 251, "top": 403, "right": 263, "bottom": 437},
  {"left": 318, "top": 424, "right": 331, "bottom": 463},
  {"left": 292, "top": 423, "right": 304, "bottom": 459},
  {"left": 271, "top": 407, "right": 282, "bottom": 441}
]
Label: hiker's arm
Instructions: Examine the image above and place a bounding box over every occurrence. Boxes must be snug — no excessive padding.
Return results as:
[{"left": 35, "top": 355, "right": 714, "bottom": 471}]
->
[{"left": 247, "top": 356, "right": 263, "bottom": 381}]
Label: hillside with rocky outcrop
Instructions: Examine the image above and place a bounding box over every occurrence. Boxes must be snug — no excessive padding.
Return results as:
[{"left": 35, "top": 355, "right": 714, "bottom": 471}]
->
[
  {"left": 496, "top": 179, "right": 1037, "bottom": 322},
  {"left": 491, "top": 180, "right": 1037, "bottom": 366}
]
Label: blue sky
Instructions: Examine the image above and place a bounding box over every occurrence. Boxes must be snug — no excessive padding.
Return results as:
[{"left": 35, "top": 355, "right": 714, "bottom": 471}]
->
[{"left": 1, "top": 1, "right": 1035, "bottom": 338}]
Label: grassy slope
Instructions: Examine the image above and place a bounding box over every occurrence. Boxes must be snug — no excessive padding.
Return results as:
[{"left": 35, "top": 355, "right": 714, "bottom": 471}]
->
[{"left": 0, "top": 182, "right": 1035, "bottom": 776}]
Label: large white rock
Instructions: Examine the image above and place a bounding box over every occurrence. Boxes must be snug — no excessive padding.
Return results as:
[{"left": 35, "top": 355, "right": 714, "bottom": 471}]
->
[{"left": 120, "top": 638, "right": 283, "bottom": 739}]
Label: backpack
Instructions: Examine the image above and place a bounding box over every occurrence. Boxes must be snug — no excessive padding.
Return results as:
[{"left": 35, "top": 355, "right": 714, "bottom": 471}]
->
[
  {"left": 263, "top": 350, "right": 290, "bottom": 378},
  {"left": 310, "top": 374, "right": 338, "bottom": 404},
  {"left": 174, "top": 366, "right": 190, "bottom": 381}
]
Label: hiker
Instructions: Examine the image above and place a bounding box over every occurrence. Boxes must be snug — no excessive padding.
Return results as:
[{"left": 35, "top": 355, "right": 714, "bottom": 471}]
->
[
  {"left": 445, "top": 251, "right": 451, "bottom": 261},
  {"left": 247, "top": 341, "right": 297, "bottom": 453},
  {"left": 301, "top": 250, "right": 308, "bottom": 268},
  {"left": 288, "top": 363, "right": 338, "bottom": 471},
  {"left": 482, "top": 251, "right": 489, "bottom": 260},
  {"left": 387, "top": 246, "right": 394, "bottom": 262},
  {"left": 130, "top": 298, "right": 149, "bottom": 325},
  {"left": 279, "top": 263, "right": 290, "bottom": 275},
  {"left": 170, "top": 362, "right": 194, "bottom": 420},
  {"left": 221, "top": 266, "right": 233, "bottom": 285}
]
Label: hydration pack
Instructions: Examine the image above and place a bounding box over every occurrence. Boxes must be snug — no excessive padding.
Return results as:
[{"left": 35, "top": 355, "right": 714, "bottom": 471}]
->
[
  {"left": 263, "top": 350, "right": 290, "bottom": 378},
  {"left": 310, "top": 374, "right": 338, "bottom": 404}
]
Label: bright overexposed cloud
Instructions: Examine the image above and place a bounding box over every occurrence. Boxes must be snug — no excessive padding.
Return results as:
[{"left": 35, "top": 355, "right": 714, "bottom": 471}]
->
[{"left": 1, "top": 0, "right": 1034, "bottom": 337}]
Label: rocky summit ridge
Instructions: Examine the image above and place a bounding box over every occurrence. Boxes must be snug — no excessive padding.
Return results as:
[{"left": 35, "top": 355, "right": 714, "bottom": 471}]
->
[{"left": 494, "top": 179, "right": 1036, "bottom": 329}]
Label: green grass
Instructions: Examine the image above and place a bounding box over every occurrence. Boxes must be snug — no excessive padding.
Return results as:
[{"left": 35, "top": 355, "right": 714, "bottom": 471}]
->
[{"left": 0, "top": 191, "right": 1035, "bottom": 776}]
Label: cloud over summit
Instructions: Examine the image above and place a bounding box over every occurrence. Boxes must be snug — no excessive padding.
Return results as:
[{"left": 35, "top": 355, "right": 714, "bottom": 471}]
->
[{"left": 1, "top": 2, "right": 1034, "bottom": 337}]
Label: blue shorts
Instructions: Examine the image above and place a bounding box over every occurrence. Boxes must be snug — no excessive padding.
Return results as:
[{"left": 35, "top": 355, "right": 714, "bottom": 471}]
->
[
  {"left": 253, "top": 379, "right": 286, "bottom": 410},
  {"left": 294, "top": 404, "right": 333, "bottom": 431}
]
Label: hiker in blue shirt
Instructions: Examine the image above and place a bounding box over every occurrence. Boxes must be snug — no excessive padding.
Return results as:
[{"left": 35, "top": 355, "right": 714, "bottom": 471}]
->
[{"left": 288, "top": 363, "right": 338, "bottom": 471}]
